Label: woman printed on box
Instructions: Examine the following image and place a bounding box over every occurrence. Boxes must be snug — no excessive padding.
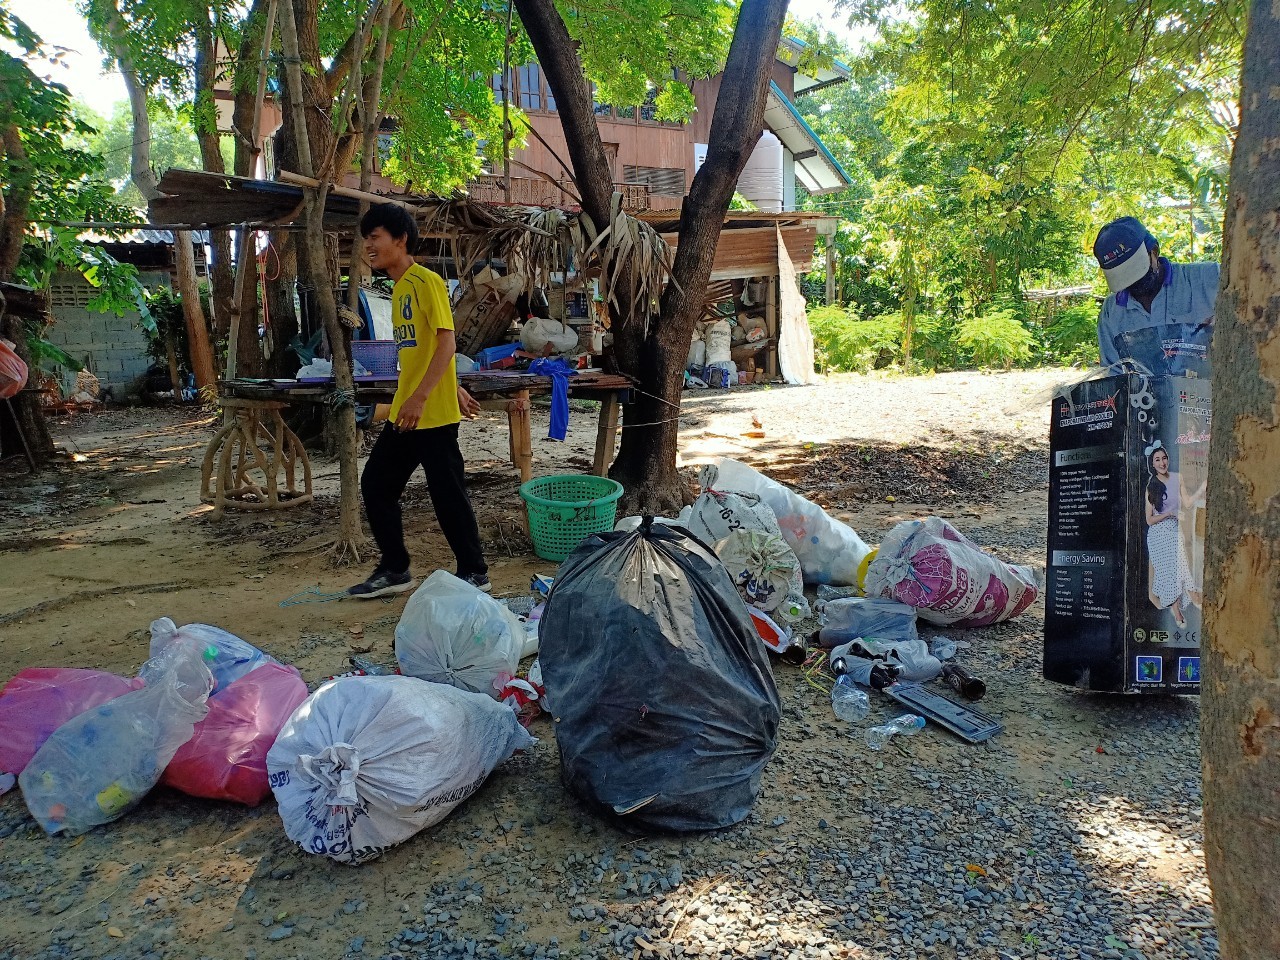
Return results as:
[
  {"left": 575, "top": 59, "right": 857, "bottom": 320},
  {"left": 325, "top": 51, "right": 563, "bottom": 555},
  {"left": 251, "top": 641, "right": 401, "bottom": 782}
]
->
[{"left": 1144, "top": 442, "right": 1194, "bottom": 627}]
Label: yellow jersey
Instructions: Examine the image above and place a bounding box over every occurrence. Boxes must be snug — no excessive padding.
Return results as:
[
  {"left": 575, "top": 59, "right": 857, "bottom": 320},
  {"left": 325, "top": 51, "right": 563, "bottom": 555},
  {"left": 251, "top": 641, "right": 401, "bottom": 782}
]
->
[{"left": 389, "top": 263, "right": 460, "bottom": 429}]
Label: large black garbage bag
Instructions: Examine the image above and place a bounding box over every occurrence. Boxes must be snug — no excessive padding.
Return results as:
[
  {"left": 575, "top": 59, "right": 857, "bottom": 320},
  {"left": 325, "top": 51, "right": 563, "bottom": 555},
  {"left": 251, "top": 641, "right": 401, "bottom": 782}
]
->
[{"left": 539, "top": 520, "right": 781, "bottom": 831}]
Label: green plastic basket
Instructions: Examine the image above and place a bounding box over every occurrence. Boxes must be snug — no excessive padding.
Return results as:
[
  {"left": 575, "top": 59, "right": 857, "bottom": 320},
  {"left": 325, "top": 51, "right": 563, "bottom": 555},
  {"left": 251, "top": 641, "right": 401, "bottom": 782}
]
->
[{"left": 519, "top": 474, "right": 625, "bottom": 562}]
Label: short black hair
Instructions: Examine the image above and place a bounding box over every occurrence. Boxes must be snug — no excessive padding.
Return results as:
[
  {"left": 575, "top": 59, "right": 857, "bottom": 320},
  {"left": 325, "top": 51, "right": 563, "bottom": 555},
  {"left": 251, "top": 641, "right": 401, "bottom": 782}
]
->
[{"left": 359, "top": 203, "right": 418, "bottom": 249}]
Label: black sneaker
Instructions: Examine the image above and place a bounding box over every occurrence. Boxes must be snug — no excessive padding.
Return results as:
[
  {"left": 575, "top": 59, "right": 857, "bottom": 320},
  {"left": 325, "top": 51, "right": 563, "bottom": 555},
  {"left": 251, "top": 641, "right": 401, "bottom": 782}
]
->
[
  {"left": 458, "top": 572, "right": 492, "bottom": 593},
  {"left": 347, "top": 569, "right": 414, "bottom": 599}
]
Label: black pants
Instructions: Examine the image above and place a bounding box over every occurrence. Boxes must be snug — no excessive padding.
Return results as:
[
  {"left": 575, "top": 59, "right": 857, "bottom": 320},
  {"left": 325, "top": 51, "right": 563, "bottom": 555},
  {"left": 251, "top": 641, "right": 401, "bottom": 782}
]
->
[{"left": 360, "top": 422, "right": 487, "bottom": 577}]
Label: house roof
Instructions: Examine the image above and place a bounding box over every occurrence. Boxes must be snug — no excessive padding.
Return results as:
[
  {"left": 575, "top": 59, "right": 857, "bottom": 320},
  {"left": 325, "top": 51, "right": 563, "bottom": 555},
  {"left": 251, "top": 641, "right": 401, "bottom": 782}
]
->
[
  {"left": 78, "top": 228, "right": 210, "bottom": 245},
  {"left": 777, "top": 36, "right": 852, "bottom": 95},
  {"left": 764, "top": 81, "right": 852, "bottom": 195}
]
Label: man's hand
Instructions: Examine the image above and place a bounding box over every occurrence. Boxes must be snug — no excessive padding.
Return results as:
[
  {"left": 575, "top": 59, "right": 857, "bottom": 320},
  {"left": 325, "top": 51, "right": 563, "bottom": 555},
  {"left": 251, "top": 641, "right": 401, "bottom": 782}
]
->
[
  {"left": 395, "top": 394, "right": 426, "bottom": 430},
  {"left": 458, "top": 386, "right": 481, "bottom": 419}
]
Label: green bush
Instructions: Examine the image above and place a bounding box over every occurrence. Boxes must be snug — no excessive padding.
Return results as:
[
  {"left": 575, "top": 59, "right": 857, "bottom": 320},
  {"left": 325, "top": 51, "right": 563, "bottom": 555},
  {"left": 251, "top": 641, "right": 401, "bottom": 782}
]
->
[
  {"left": 809, "top": 305, "right": 901, "bottom": 372},
  {"left": 1043, "top": 303, "right": 1101, "bottom": 367},
  {"left": 955, "top": 308, "right": 1036, "bottom": 369},
  {"left": 909, "top": 311, "right": 957, "bottom": 371}
]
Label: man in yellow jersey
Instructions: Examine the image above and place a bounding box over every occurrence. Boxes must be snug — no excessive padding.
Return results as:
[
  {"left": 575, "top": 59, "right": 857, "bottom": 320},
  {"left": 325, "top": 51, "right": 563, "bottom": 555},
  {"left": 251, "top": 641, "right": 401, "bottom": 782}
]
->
[{"left": 347, "top": 203, "right": 489, "bottom": 598}]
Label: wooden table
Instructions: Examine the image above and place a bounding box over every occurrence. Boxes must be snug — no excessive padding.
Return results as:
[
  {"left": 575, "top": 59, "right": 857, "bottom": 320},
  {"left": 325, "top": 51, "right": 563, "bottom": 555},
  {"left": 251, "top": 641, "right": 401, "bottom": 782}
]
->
[{"left": 207, "top": 370, "right": 634, "bottom": 510}]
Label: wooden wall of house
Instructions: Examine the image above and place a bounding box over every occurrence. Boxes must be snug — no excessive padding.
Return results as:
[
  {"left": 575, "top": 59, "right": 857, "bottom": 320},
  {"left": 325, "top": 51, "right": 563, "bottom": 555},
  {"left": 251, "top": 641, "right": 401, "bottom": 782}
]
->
[
  {"left": 346, "top": 58, "right": 801, "bottom": 211},
  {"left": 689, "top": 61, "right": 795, "bottom": 146}
]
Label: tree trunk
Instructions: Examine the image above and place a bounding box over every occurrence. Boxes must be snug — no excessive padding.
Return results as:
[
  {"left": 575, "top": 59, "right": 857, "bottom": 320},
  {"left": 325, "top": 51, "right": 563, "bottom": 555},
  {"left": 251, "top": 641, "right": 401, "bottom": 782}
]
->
[
  {"left": 280, "top": 0, "right": 364, "bottom": 562},
  {"left": 265, "top": 233, "right": 301, "bottom": 378},
  {"left": 194, "top": 12, "right": 240, "bottom": 369},
  {"left": 1201, "top": 3, "right": 1280, "bottom": 957},
  {"left": 516, "top": 0, "right": 790, "bottom": 514},
  {"left": 232, "top": 0, "right": 272, "bottom": 178},
  {"left": 0, "top": 123, "right": 55, "bottom": 462},
  {"left": 173, "top": 232, "right": 216, "bottom": 389},
  {"left": 101, "top": 0, "right": 218, "bottom": 390}
]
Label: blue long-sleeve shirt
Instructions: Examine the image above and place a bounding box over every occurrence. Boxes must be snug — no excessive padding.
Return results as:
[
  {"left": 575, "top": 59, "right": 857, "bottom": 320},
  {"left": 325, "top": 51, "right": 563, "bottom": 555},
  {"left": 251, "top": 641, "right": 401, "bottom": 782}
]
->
[{"left": 1096, "top": 259, "right": 1219, "bottom": 368}]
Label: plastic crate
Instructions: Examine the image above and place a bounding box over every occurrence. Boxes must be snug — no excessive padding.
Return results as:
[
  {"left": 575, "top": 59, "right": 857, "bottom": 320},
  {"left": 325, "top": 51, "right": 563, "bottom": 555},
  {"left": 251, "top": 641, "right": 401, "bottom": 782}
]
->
[
  {"left": 519, "top": 474, "right": 624, "bottom": 562},
  {"left": 351, "top": 340, "right": 400, "bottom": 377}
]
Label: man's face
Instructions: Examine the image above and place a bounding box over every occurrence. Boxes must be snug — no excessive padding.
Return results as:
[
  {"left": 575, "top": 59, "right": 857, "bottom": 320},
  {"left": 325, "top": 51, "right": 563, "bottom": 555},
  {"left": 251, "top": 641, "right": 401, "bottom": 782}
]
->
[{"left": 364, "top": 226, "right": 404, "bottom": 271}]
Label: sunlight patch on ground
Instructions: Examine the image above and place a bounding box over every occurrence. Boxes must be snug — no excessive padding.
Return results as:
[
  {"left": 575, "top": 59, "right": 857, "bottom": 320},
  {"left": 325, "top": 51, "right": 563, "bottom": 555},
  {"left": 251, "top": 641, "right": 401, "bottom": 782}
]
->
[{"left": 1074, "top": 799, "right": 1207, "bottom": 894}]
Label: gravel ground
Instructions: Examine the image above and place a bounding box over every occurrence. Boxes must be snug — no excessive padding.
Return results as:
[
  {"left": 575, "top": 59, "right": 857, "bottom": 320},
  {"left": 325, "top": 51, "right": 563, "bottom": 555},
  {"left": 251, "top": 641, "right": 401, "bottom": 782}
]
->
[{"left": 0, "top": 369, "right": 1217, "bottom": 960}]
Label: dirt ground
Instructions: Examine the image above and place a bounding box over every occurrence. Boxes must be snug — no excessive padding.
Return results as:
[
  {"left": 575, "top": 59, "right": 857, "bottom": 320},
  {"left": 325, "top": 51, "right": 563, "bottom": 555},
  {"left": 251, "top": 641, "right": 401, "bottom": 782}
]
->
[{"left": 0, "top": 369, "right": 1215, "bottom": 960}]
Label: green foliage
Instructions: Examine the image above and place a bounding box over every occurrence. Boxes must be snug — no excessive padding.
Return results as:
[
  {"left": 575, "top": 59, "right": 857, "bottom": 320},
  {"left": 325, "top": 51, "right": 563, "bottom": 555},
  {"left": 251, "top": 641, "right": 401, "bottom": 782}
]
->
[
  {"left": 955, "top": 308, "right": 1035, "bottom": 369},
  {"left": 26, "top": 337, "right": 83, "bottom": 374},
  {"left": 809, "top": 304, "right": 899, "bottom": 372},
  {"left": 1042, "top": 303, "right": 1101, "bottom": 367},
  {"left": 566, "top": 0, "right": 734, "bottom": 114},
  {"left": 65, "top": 99, "right": 201, "bottom": 210},
  {"left": 143, "top": 286, "right": 186, "bottom": 367}
]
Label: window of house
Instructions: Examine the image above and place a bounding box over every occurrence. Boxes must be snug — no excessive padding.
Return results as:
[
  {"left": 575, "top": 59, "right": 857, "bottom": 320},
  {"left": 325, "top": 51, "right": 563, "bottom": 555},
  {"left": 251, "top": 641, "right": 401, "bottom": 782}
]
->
[
  {"left": 491, "top": 68, "right": 515, "bottom": 102},
  {"left": 376, "top": 132, "right": 394, "bottom": 167},
  {"left": 639, "top": 88, "right": 658, "bottom": 123},
  {"left": 616, "top": 105, "right": 635, "bottom": 120},
  {"left": 622, "top": 164, "right": 687, "bottom": 196},
  {"left": 517, "top": 65, "right": 542, "bottom": 111}
]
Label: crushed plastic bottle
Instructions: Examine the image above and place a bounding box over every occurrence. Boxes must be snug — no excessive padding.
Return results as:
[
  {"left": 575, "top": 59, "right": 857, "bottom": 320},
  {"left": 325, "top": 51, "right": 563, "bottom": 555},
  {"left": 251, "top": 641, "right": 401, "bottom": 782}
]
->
[
  {"left": 929, "top": 637, "right": 958, "bottom": 661},
  {"left": 830, "top": 675, "right": 870, "bottom": 722},
  {"left": 816, "top": 584, "right": 860, "bottom": 603},
  {"left": 865, "top": 714, "right": 926, "bottom": 751},
  {"left": 348, "top": 656, "right": 398, "bottom": 676}
]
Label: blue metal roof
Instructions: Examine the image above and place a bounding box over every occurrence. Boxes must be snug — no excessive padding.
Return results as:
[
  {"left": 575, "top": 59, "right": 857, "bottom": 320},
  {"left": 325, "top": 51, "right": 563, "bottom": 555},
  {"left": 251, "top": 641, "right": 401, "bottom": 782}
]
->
[{"left": 767, "top": 81, "right": 853, "bottom": 192}]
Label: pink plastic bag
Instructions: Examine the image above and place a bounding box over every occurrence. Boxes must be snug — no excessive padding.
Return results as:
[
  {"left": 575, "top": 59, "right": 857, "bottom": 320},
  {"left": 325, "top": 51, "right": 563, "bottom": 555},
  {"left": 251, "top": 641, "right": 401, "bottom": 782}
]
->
[
  {"left": 162, "top": 662, "right": 308, "bottom": 806},
  {"left": 865, "top": 517, "right": 1039, "bottom": 628},
  {"left": 0, "top": 668, "right": 142, "bottom": 775},
  {"left": 0, "top": 339, "right": 28, "bottom": 400}
]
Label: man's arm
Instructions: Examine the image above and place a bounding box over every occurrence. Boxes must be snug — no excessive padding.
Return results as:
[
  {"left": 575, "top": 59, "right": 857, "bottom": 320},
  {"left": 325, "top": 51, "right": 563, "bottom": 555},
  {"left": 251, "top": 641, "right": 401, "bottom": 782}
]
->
[{"left": 395, "top": 328, "right": 456, "bottom": 430}]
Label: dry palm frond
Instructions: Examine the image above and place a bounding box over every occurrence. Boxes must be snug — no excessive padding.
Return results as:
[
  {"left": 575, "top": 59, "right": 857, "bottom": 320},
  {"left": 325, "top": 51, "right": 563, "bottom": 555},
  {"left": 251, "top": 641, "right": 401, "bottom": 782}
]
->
[{"left": 392, "top": 191, "right": 686, "bottom": 336}]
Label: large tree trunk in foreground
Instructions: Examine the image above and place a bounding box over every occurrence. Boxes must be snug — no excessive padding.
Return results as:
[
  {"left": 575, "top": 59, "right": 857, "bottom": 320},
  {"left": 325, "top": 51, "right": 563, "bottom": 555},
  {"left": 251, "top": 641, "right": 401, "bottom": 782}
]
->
[
  {"left": 1202, "top": 1, "right": 1280, "bottom": 956},
  {"left": 514, "top": 0, "right": 790, "bottom": 513}
]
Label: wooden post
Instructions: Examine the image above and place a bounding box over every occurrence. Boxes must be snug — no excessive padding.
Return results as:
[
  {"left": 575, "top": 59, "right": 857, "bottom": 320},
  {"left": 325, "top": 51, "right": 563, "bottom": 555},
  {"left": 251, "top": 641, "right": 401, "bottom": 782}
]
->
[
  {"left": 506, "top": 390, "right": 532, "bottom": 481},
  {"left": 825, "top": 241, "right": 836, "bottom": 305},
  {"left": 764, "top": 274, "right": 778, "bottom": 379},
  {"left": 593, "top": 393, "right": 620, "bottom": 477}
]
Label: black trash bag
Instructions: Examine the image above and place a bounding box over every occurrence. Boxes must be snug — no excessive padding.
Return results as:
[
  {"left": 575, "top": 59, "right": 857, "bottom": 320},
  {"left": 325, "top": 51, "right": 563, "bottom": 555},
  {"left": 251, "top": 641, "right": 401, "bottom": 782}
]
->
[{"left": 539, "top": 519, "right": 781, "bottom": 831}]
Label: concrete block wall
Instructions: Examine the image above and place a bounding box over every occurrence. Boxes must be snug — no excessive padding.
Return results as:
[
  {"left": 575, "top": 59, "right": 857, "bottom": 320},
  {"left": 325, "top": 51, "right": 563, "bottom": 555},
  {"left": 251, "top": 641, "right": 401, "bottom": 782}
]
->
[{"left": 46, "top": 271, "right": 169, "bottom": 399}]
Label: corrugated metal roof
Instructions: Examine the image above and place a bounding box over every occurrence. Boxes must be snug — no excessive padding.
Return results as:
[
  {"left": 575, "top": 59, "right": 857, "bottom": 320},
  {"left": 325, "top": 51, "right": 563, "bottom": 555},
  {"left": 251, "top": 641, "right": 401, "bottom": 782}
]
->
[
  {"left": 764, "top": 82, "right": 852, "bottom": 196},
  {"left": 78, "top": 228, "right": 211, "bottom": 245}
]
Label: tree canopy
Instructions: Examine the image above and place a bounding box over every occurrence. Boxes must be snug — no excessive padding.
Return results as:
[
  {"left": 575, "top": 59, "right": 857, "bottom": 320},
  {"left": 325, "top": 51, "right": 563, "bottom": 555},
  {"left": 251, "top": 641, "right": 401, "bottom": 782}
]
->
[{"left": 793, "top": 1, "right": 1244, "bottom": 371}]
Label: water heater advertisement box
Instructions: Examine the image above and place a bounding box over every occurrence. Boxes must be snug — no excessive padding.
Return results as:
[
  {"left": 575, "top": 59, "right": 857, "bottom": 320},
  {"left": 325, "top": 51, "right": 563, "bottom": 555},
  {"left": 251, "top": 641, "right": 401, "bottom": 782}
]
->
[{"left": 1044, "top": 373, "right": 1210, "bottom": 693}]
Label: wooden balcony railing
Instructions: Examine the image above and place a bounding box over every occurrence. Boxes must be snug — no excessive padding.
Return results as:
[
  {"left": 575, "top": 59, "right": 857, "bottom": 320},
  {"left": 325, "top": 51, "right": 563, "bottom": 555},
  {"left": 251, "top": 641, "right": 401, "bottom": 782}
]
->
[{"left": 467, "top": 175, "right": 650, "bottom": 211}]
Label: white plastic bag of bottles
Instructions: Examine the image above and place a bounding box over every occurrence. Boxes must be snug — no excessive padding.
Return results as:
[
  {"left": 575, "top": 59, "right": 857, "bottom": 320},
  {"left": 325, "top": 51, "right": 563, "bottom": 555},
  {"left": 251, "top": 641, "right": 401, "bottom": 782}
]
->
[
  {"left": 688, "top": 464, "right": 785, "bottom": 545},
  {"left": 710, "top": 457, "right": 873, "bottom": 585},
  {"left": 149, "top": 617, "right": 276, "bottom": 692},
  {"left": 19, "top": 639, "right": 213, "bottom": 836},
  {"left": 267, "top": 675, "right": 535, "bottom": 865},
  {"left": 394, "top": 570, "right": 525, "bottom": 698},
  {"left": 714, "top": 529, "right": 810, "bottom": 622}
]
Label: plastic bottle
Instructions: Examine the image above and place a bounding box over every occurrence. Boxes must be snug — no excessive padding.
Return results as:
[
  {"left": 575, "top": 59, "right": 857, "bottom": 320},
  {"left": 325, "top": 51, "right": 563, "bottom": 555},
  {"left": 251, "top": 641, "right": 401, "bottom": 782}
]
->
[
  {"left": 816, "top": 584, "right": 859, "bottom": 603},
  {"left": 830, "top": 675, "right": 870, "bottom": 722},
  {"left": 21, "top": 639, "right": 212, "bottom": 835},
  {"left": 929, "top": 637, "right": 958, "bottom": 662},
  {"left": 865, "top": 714, "right": 926, "bottom": 751}
]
